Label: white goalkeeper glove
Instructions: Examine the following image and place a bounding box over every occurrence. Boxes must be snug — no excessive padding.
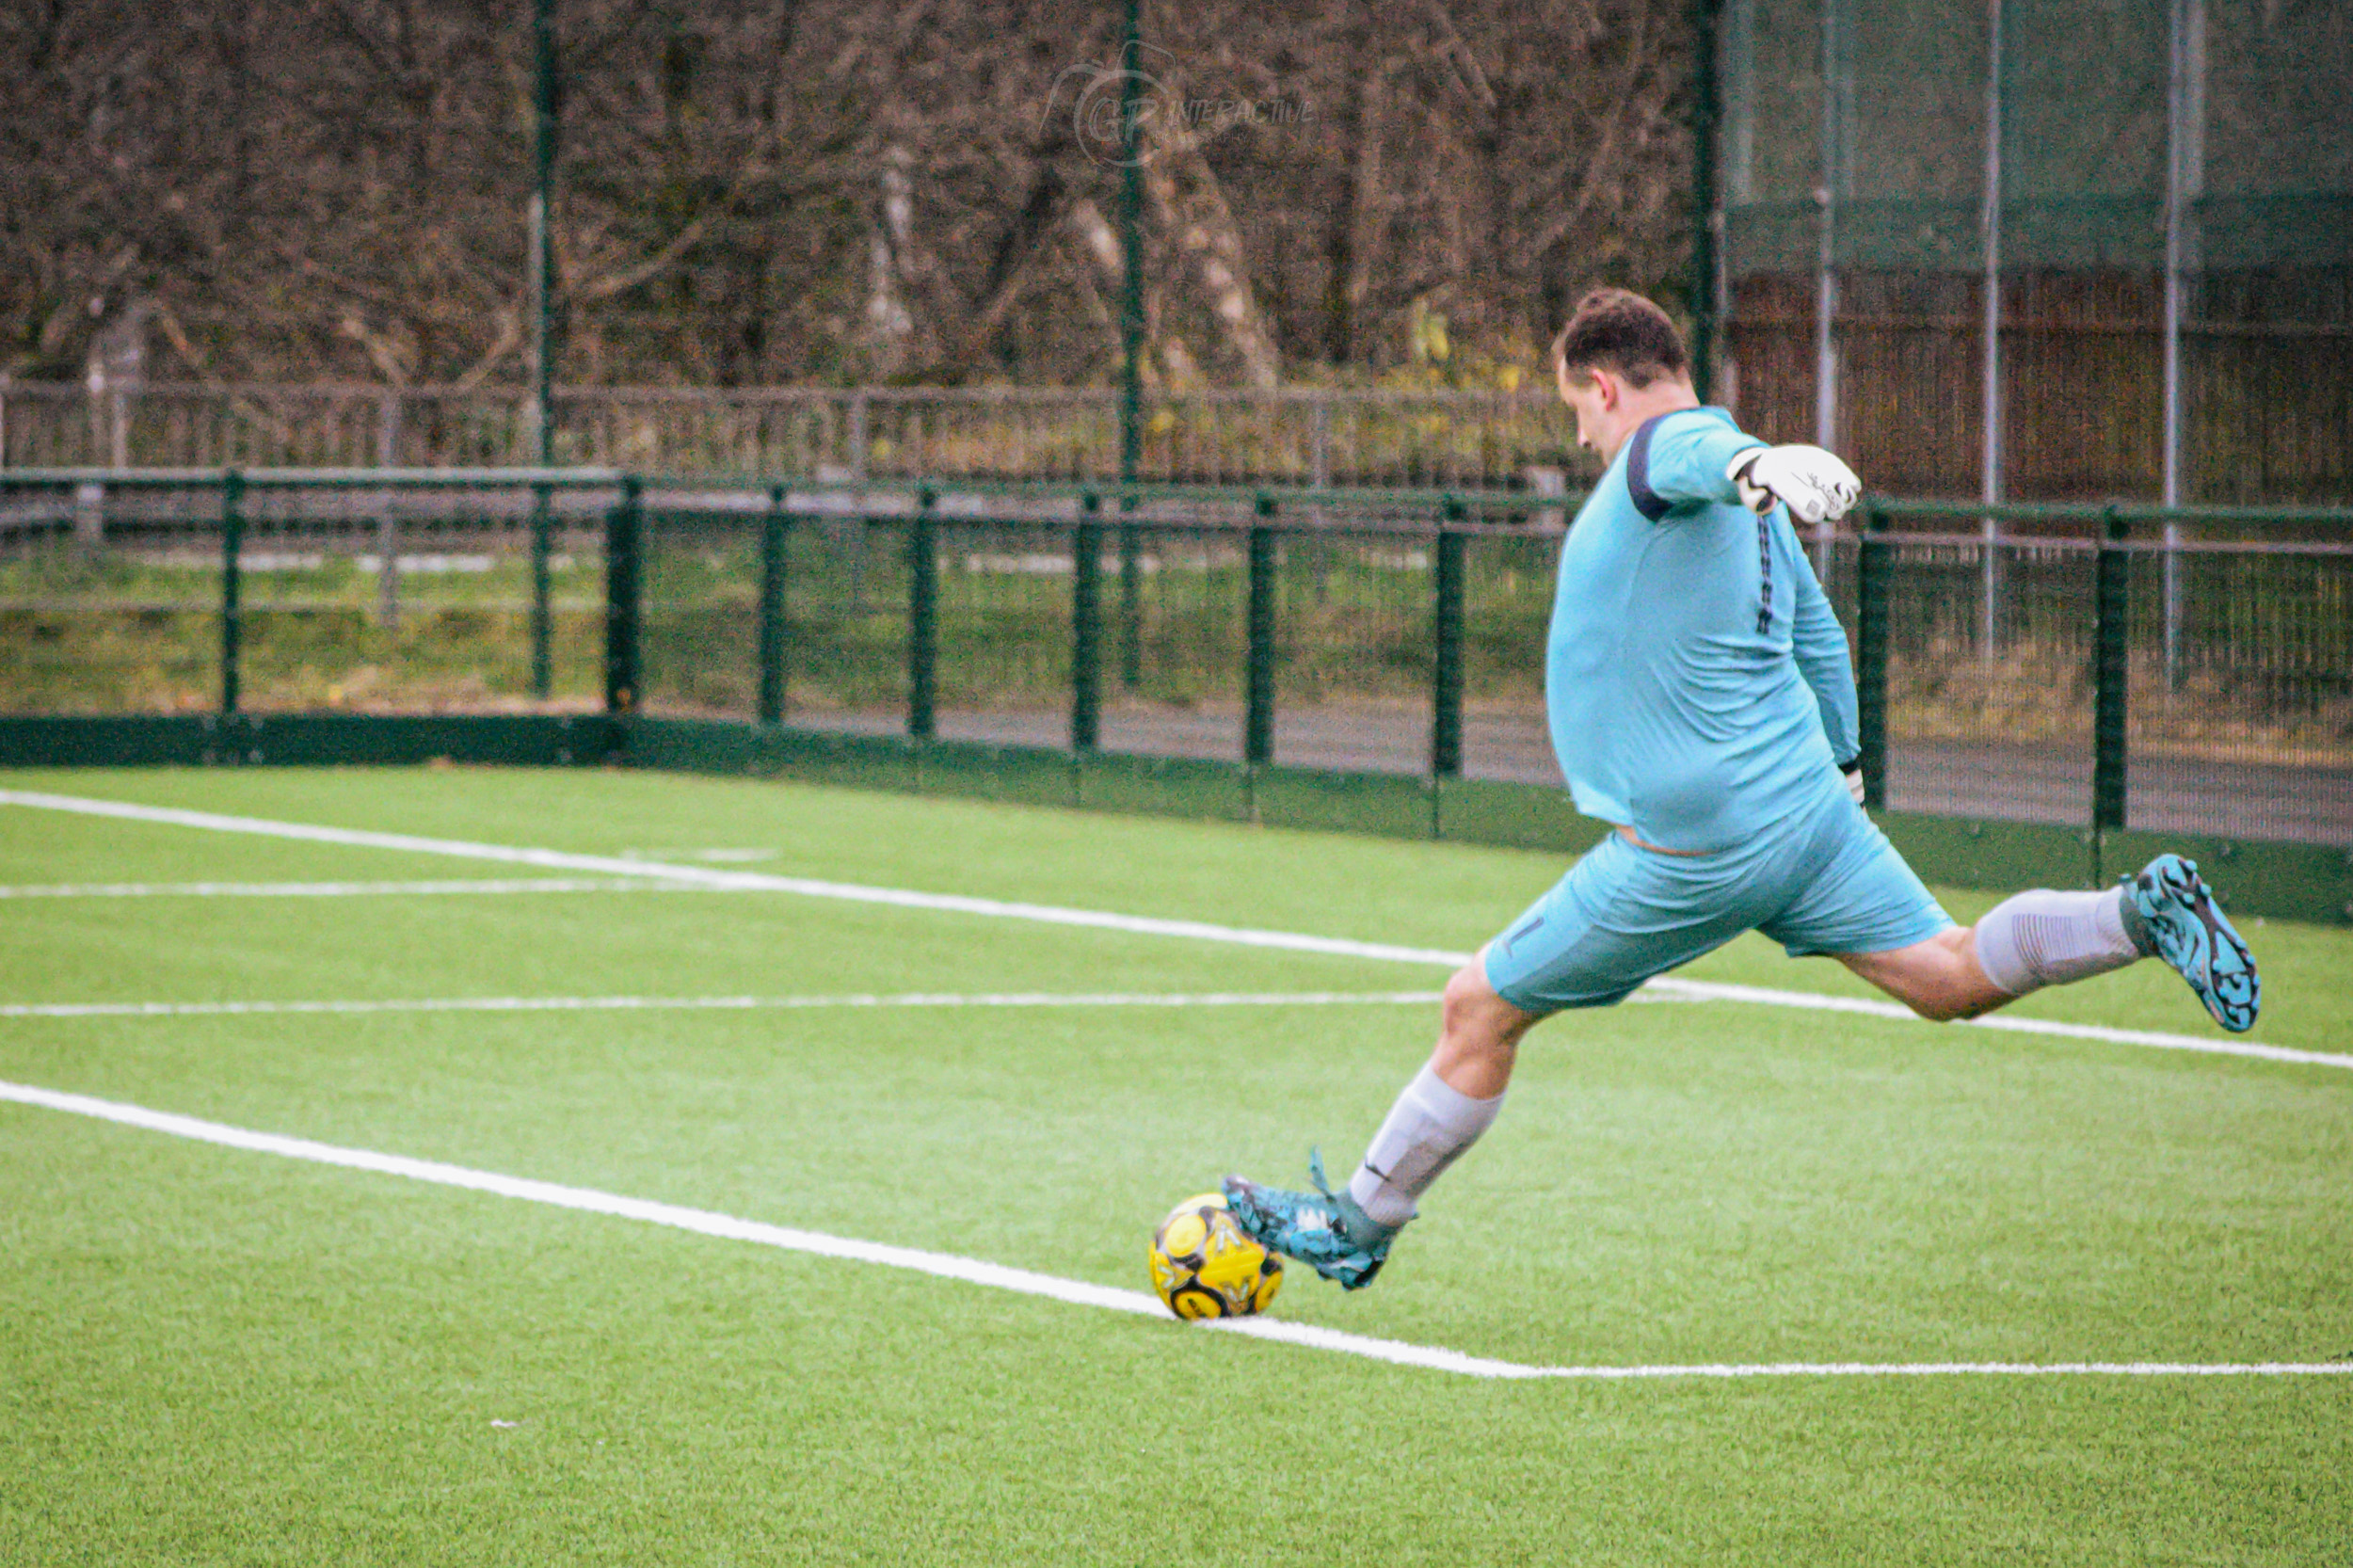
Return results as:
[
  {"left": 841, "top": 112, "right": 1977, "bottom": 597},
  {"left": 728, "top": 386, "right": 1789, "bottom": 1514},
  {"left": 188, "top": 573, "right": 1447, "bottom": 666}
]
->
[
  {"left": 1727, "top": 444, "right": 1862, "bottom": 525},
  {"left": 1839, "top": 757, "right": 1865, "bottom": 805}
]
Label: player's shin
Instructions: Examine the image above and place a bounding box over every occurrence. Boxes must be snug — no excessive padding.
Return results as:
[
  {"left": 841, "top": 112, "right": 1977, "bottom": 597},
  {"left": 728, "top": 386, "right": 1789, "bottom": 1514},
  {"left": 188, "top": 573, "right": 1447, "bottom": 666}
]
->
[
  {"left": 1347, "top": 1063, "right": 1505, "bottom": 1236},
  {"left": 1970, "top": 887, "right": 2150, "bottom": 997}
]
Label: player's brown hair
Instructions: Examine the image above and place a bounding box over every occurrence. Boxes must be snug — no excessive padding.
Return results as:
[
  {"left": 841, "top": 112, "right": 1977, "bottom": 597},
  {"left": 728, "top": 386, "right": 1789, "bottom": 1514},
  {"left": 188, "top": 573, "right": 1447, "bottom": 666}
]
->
[{"left": 1548, "top": 287, "right": 1689, "bottom": 389}]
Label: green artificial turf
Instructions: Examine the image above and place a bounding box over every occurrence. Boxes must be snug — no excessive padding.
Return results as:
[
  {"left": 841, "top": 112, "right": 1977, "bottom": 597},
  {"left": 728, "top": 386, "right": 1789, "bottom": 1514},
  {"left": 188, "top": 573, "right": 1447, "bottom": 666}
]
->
[{"left": 1, "top": 765, "right": 2347, "bottom": 1564}]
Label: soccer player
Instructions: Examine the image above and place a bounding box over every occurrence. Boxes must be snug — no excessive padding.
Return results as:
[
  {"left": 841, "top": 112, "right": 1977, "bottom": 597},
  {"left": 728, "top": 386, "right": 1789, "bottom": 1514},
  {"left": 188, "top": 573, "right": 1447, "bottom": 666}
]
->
[{"left": 1223, "top": 286, "right": 2260, "bottom": 1290}]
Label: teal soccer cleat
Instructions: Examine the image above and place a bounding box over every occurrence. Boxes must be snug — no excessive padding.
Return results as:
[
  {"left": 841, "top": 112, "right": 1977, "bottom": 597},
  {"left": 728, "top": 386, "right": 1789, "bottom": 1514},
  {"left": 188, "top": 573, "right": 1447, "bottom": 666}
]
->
[
  {"left": 1221, "top": 1149, "right": 1397, "bottom": 1291},
  {"left": 2123, "top": 853, "right": 2260, "bottom": 1033}
]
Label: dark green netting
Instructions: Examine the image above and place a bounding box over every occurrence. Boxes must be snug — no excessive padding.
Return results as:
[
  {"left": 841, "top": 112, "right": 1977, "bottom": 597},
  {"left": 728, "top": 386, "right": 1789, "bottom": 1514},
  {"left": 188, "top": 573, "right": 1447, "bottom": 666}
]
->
[{"left": 1721, "top": 0, "right": 2353, "bottom": 504}]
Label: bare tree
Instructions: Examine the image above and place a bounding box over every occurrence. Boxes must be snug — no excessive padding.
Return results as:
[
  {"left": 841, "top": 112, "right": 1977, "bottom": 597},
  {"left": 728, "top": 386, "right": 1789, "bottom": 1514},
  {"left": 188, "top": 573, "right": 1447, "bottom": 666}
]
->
[{"left": 0, "top": 0, "right": 1698, "bottom": 388}]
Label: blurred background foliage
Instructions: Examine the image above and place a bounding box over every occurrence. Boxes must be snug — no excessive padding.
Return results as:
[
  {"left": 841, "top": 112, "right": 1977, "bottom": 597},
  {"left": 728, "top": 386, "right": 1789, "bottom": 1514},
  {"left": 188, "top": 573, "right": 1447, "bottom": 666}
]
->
[{"left": 0, "top": 0, "right": 1693, "bottom": 391}]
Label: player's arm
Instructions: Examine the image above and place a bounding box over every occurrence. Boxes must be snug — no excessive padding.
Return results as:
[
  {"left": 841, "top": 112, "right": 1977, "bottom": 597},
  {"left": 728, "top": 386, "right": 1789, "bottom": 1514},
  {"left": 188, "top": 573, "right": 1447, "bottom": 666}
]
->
[
  {"left": 1789, "top": 547, "right": 1865, "bottom": 802},
  {"left": 1626, "top": 415, "right": 1860, "bottom": 526},
  {"left": 1625, "top": 413, "right": 1769, "bottom": 520}
]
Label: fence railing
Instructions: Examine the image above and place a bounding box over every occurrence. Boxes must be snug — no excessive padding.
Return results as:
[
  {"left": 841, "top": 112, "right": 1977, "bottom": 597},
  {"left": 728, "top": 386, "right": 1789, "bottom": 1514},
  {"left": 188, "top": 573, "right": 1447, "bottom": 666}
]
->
[
  {"left": 2, "top": 469, "right": 2347, "bottom": 848},
  {"left": 9, "top": 367, "right": 2351, "bottom": 504},
  {"left": 0, "top": 383, "right": 1577, "bottom": 492}
]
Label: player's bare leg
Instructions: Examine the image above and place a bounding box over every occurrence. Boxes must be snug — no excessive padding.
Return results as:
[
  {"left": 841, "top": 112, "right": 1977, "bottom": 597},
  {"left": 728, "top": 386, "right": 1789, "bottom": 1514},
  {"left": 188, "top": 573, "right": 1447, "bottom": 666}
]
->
[
  {"left": 1429, "top": 959, "right": 1544, "bottom": 1098},
  {"left": 1223, "top": 956, "right": 1538, "bottom": 1289},
  {"left": 1837, "top": 854, "right": 2259, "bottom": 1033},
  {"left": 1837, "top": 926, "right": 2009, "bottom": 1021}
]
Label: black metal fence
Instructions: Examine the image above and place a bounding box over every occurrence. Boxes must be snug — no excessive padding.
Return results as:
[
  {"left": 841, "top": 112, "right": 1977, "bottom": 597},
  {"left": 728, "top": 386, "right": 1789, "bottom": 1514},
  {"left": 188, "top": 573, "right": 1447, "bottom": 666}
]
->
[
  {"left": 2, "top": 470, "right": 2346, "bottom": 849},
  {"left": 1845, "top": 500, "right": 2353, "bottom": 845},
  {"left": 0, "top": 470, "right": 615, "bottom": 718},
  {"left": 626, "top": 482, "right": 1564, "bottom": 787}
]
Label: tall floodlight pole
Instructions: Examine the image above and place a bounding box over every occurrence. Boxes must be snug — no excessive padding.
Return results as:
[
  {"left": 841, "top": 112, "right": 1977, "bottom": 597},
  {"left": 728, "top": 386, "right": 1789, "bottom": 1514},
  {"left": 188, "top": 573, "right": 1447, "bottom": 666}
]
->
[
  {"left": 1812, "top": 0, "right": 1843, "bottom": 450},
  {"left": 1978, "top": 0, "right": 2006, "bottom": 664},
  {"left": 1118, "top": 0, "right": 1144, "bottom": 473},
  {"left": 1811, "top": 0, "right": 1844, "bottom": 576},
  {"left": 2161, "top": 0, "right": 2205, "bottom": 687},
  {"left": 1116, "top": 0, "right": 1144, "bottom": 689},
  {"left": 529, "top": 0, "right": 558, "bottom": 466},
  {"left": 1688, "top": 0, "right": 1723, "bottom": 405}
]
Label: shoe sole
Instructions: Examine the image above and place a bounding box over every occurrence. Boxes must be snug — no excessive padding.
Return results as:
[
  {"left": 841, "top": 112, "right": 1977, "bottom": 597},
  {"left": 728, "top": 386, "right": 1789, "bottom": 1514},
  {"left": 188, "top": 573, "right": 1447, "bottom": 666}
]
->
[{"left": 2137, "top": 856, "right": 2260, "bottom": 1034}]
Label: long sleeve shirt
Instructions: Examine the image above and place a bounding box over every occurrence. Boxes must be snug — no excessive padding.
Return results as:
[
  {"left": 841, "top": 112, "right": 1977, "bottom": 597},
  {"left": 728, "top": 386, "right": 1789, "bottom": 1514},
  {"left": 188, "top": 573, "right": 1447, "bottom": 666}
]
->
[{"left": 1544, "top": 406, "right": 1859, "bottom": 853}]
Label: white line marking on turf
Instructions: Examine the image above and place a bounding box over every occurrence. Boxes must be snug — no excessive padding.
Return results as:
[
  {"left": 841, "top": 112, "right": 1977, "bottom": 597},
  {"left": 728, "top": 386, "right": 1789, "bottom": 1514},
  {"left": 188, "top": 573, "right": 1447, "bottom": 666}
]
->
[
  {"left": 2, "top": 790, "right": 2340, "bottom": 1073},
  {"left": 0, "top": 878, "right": 679, "bottom": 899},
  {"left": 1643, "top": 977, "right": 2353, "bottom": 1072},
  {"left": 0, "top": 991, "right": 1446, "bottom": 1020},
  {"left": 4, "top": 1079, "right": 2345, "bottom": 1383},
  {"left": 0, "top": 789, "right": 1473, "bottom": 964},
  {"left": 624, "top": 847, "right": 778, "bottom": 863}
]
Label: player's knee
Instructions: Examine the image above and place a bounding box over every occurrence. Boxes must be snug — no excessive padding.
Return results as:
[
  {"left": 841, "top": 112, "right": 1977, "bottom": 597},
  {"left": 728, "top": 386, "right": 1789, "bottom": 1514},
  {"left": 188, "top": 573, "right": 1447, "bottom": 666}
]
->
[
  {"left": 1440, "top": 963, "right": 1497, "bottom": 1032},
  {"left": 1440, "top": 962, "right": 1532, "bottom": 1057}
]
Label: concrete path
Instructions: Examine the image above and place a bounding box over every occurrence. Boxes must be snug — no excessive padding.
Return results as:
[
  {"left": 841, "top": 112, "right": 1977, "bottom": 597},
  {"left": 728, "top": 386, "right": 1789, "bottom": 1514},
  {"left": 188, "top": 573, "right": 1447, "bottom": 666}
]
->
[{"left": 765, "top": 703, "right": 2352, "bottom": 847}]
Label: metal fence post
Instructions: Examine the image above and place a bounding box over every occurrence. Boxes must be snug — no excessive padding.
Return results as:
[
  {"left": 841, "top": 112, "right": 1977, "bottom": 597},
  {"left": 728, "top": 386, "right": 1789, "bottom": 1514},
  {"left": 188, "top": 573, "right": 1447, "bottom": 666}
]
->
[
  {"left": 1979, "top": 513, "right": 2002, "bottom": 665},
  {"left": 758, "top": 486, "right": 789, "bottom": 725},
  {"left": 73, "top": 481, "right": 103, "bottom": 547},
  {"left": 604, "top": 475, "right": 643, "bottom": 715},
  {"left": 1432, "top": 497, "right": 1466, "bottom": 778},
  {"left": 376, "top": 506, "right": 401, "bottom": 630},
  {"left": 375, "top": 394, "right": 402, "bottom": 629},
  {"left": 1856, "top": 501, "right": 1890, "bottom": 809},
  {"left": 1244, "top": 493, "right": 1277, "bottom": 768},
  {"left": 2162, "top": 519, "right": 2184, "bottom": 692},
  {"left": 1071, "top": 490, "right": 1103, "bottom": 750},
  {"left": 530, "top": 482, "right": 553, "bottom": 699},
  {"left": 2093, "top": 504, "right": 2131, "bottom": 832},
  {"left": 219, "top": 468, "right": 244, "bottom": 718},
  {"left": 1118, "top": 502, "right": 1143, "bottom": 690},
  {"left": 907, "top": 485, "right": 937, "bottom": 740}
]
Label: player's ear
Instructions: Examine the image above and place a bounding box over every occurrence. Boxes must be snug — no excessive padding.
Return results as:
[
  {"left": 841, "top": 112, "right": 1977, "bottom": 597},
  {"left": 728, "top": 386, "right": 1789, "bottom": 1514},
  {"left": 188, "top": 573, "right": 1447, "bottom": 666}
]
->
[{"left": 1589, "top": 366, "right": 1618, "bottom": 409}]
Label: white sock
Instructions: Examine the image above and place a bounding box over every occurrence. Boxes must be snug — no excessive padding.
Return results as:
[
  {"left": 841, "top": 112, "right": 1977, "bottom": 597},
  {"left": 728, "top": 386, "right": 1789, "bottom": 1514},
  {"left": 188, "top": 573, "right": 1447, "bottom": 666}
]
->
[
  {"left": 1972, "top": 887, "right": 2149, "bottom": 997},
  {"left": 1348, "top": 1064, "right": 1504, "bottom": 1229}
]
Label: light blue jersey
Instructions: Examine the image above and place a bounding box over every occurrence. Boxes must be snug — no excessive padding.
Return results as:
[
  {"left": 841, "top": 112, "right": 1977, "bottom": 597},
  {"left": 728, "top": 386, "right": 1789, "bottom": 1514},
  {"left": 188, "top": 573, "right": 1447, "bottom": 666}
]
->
[
  {"left": 1483, "top": 405, "right": 1950, "bottom": 1016},
  {"left": 1546, "top": 407, "right": 1860, "bottom": 853}
]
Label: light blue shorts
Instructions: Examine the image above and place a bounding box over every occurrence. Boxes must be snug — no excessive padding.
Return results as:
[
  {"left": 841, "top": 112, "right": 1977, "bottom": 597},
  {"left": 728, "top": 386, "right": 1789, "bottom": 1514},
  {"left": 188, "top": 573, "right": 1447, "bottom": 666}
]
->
[{"left": 1483, "top": 792, "right": 1954, "bottom": 1016}]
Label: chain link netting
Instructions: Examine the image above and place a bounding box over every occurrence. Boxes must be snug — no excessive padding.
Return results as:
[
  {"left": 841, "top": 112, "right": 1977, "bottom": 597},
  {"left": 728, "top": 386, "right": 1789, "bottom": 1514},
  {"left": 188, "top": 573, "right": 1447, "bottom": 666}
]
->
[
  {"left": 0, "top": 479, "right": 603, "bottom": 715},
  {"left": 0, "top": 484, "right": 218, "bottom": 713},
  {"left": 2126, "top": 541, "right": 2353, "bottom": 843},
  {"left": 1723, "top": 0, "right": 2353, "bottom": 504}
]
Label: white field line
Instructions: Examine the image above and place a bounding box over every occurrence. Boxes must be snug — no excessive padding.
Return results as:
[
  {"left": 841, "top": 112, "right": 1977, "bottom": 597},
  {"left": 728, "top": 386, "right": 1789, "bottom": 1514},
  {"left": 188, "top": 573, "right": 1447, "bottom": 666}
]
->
[
  {"left": 0, "top": 991, "right": 1447, "bottom": 1020},
  {"left": 1642, "top": 977, "right": 2353, "bottom": 1072},
  {"left": 3, "top": 789, "right": 2344, "bottom": 1073},
  {"left": 0, "top": 789, "right": 1473, "bottom": 967},
  {"left": 5, "top": 1078, "right": 2345, "bottom": 1383},
  {"left": 0, "top": 878, "right": 674, "bottom": 899}
]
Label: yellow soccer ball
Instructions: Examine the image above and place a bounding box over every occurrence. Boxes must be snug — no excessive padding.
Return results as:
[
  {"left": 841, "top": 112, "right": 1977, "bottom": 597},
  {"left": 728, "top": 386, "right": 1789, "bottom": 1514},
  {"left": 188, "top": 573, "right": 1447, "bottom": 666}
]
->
[{"left": 1146, "top": 1192, "right": 1283, "bottom": 1320}]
